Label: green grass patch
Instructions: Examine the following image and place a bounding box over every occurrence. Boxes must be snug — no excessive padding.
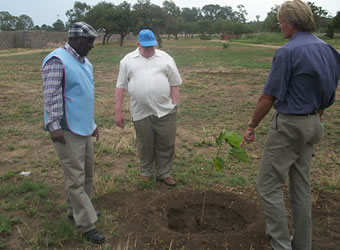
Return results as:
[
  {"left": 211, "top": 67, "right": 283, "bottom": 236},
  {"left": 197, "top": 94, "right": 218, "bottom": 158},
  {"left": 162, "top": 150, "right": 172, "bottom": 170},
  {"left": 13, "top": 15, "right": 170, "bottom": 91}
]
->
[
  {"left": 1, "top": 179, "right": 50, "bottom": 196},
  {"left": 237, "top": 32, "right": 340, "bottom": 49},
  {"left": 1, "top": 179, "right": 51, "bottom": 213},
  {"left": 0, "top": 215, "right": 11, "bottom": 235},
  {"left": 230, "top": 175, "right": 248, "bottom": 186},
  {"left": 1, "top": 170, "right": 20, "bottom": 180},
  {"left": 238, "top": 32, "right": 286, "bottom": 45},
  {"left": 41, "top": 217, "right": 78, "bottom": 247},
  {"left": 170, "top": 44, "right": 275, "bottom": 69}
]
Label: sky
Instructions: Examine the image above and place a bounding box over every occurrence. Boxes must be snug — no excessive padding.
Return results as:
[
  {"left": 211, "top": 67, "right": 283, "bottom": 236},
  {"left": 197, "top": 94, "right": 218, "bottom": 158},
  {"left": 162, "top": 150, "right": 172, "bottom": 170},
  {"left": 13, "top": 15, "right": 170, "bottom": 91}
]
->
[{"left": 1, "top": 0, "right": 339, "bottom": 26}]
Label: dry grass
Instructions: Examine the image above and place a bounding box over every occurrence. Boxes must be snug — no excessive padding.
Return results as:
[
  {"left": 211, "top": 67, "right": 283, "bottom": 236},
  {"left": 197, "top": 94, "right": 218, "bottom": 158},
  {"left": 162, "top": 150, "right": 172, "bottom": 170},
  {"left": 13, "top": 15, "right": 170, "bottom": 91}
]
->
[{"left": 0, "top": 39, "right": 339, "bottom": 249}]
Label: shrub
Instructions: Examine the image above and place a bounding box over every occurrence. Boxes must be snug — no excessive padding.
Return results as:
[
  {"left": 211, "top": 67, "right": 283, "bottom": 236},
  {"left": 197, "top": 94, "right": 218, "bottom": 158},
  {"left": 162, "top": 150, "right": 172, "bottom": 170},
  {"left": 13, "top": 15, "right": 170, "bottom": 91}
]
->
[{"left": 222, "top": 42, "right": 230, "bottom": 49}]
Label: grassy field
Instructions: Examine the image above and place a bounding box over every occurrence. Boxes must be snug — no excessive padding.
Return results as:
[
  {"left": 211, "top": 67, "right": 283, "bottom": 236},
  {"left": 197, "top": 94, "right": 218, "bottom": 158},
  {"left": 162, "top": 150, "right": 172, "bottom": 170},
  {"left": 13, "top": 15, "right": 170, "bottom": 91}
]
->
[
  {"left": 237, "top": 32, "right": 340, "bottom": 48},
  {"left": 0, "top": 38, "right": 339, "bottom": 249}
]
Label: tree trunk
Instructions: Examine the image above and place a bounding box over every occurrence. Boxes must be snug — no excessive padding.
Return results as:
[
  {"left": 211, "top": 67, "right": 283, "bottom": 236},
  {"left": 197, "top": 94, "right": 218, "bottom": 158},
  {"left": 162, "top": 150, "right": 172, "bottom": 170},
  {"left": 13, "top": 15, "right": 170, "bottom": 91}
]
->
[
  {"left": 156, "top": 34, "right": 163, "bottom": 48},
  {"left": 120, "top": 33, "right": 127, "bottom": 47},
  {"left": 106, "top": 33, "right": 112, "bottom": 43},
  {"left": 102, "top": 33, "right": 107, "bottom": 44}
]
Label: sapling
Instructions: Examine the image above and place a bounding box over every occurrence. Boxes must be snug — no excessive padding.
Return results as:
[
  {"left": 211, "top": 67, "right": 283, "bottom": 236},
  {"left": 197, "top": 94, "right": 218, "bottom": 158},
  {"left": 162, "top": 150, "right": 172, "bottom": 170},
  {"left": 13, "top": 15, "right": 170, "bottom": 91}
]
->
[{"left": 199, "top": 130, "right": 249, "bottom": 225}]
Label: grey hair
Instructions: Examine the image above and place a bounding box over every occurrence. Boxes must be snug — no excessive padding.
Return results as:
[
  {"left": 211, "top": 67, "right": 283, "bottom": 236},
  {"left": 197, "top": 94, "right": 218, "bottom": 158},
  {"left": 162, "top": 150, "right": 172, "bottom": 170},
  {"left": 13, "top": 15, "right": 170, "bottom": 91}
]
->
[{"left": 277, "top": 0, "right": 316, "bottom": 32}]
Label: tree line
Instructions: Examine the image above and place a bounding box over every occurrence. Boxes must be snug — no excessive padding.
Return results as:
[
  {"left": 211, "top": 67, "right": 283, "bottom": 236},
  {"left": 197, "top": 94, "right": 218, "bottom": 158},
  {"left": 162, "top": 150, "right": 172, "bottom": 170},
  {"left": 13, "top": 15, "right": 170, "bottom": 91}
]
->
[{"left": 1, "top": 0, "right": 339, "bottom": 46}]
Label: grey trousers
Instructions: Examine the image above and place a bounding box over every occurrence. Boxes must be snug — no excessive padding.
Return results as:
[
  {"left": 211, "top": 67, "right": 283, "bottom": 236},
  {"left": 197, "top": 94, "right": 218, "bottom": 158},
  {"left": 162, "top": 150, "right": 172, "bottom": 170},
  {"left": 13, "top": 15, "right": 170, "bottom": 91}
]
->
[
  {"left": 133, "top": 110, "right": 177, "bottom": 180},
  {"left": 54, "top": 131, "right": 97, "bottom": 233},
  {"left": 257, "top": 113, "right": 323, "bottom": 250}
]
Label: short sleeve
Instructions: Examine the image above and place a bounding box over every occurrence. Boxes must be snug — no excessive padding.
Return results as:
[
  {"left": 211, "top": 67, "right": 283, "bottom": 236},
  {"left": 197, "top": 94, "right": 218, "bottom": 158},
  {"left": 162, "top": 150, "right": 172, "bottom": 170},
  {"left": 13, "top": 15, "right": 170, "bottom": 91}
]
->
[
  {"left": 116, "top": 59, "right": 128, "bottom": 89},
  {"left": 263, "top": 48, "right": 291, "bottom": 102},
  {"left": 167, "top": 57, "right": 182, "bottom": 86}
]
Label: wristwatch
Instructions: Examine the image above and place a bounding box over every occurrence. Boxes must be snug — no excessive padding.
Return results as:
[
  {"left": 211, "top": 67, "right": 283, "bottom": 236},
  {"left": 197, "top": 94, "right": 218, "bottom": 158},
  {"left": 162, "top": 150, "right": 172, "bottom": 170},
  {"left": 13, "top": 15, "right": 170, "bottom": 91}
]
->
[{"left": 248, "top": 121, "right": 256, "bottom": 129}]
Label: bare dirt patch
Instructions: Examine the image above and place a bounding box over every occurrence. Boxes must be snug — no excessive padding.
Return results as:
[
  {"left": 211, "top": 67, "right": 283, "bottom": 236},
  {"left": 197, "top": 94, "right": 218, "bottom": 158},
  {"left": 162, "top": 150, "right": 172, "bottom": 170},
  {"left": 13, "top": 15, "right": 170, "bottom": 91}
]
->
[
  {"left": 97, "top": 189, "right": 269, "bottom": 249},
  {"left": 94, "top": 188, "right": 340, "bottom": 249}
]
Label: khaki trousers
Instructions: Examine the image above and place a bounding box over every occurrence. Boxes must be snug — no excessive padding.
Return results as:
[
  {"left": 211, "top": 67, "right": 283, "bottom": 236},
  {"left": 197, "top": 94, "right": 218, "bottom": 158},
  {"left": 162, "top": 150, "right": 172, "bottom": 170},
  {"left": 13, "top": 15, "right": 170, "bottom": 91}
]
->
[
  {"left": 133, "top": 111, "right": 177, "bottom": 180},
  {"left": 54, "top": 131, "right": 97, "bottom": 233},
  {"left": 257, "top": 113, "right": 323, "bottom": 250}
]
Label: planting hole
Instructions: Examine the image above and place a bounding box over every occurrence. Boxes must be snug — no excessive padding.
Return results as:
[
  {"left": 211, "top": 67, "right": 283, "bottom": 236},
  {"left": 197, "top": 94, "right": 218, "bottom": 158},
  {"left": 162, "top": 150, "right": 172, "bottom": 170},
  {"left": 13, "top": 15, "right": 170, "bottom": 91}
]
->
[{"left": 167, "top": 204, "right": 247, "bottom": 233}]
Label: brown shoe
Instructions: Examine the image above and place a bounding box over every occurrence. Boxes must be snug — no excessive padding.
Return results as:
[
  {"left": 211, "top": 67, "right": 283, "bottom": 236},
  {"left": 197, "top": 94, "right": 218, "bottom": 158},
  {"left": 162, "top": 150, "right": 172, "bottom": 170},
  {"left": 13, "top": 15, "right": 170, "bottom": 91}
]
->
[{"left": 158, "top": 177, "right": 176, "bottom": 187}]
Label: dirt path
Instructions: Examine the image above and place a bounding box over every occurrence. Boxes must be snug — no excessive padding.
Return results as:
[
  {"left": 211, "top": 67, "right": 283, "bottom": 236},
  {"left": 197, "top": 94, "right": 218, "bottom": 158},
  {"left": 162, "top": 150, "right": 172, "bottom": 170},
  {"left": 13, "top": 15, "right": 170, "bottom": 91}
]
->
[
  {"left": 231, "top": 41, "right": 340, "bottom": 52},
  {"left": 231, "top": 42, "right": 281, "bottom": 49},
  {"left": 0, "top": 48, "right": 51, "bottom": 57}
]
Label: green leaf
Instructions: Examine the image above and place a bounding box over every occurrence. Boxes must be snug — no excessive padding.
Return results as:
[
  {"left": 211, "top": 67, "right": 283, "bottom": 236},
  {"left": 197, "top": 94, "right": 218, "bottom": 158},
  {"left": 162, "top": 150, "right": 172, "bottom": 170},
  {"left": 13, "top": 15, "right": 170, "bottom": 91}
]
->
[
  {"left": 212, "top": 157, "right": 224, "bottom": 171},
  {"left": 225, "top": 132, "right": 243, "bottom": 148},
  {"left": 230, "top": 147, "right": 249, "bottom": 162},
  {"left": 216, "top": 131, "right": 226, "bottom": 146}
]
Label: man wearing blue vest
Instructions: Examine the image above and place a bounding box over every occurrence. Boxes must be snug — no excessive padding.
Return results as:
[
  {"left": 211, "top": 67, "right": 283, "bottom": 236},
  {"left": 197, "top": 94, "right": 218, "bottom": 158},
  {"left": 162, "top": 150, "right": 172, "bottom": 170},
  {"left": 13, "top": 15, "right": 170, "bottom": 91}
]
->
[{"left": 42, "top": 22, "right": 105, "bottom": 244}]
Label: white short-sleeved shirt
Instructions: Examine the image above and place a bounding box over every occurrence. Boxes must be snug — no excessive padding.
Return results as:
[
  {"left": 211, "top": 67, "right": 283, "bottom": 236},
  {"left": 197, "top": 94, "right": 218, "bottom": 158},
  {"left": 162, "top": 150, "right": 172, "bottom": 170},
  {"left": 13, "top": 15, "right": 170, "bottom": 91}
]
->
[{"left": 116, "top": 48, "right": 182, "bottom": 121}]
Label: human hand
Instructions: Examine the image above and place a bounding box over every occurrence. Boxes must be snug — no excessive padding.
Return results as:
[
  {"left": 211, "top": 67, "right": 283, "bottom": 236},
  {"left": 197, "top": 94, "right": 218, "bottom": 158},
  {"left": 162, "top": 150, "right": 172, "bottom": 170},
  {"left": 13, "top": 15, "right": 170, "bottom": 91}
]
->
[
  {"left": 50, "top": 129, "right": 65, "bottom": 144},
  {"left": 241, "top": 127, "right": 256, "bottom": 146},
  {"left": 92, "top": 127, "right": 99, "bottom": 141},
  {"left": 115, "top": 112, "right": 124, "bottom": 128}
]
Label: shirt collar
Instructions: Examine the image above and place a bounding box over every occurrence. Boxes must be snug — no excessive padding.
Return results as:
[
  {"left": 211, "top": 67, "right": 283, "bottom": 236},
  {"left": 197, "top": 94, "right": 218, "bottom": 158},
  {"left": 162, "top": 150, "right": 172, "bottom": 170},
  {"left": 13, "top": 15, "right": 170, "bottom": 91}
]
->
[
  {"left": 64, "top": 43, "right": 86, "bottom": 63},
  {"left": 132, "top": 47, "right": 160, "bottom": 59},
  {"left": 290, "top": 32, "right": 312, "bottom": 41}
]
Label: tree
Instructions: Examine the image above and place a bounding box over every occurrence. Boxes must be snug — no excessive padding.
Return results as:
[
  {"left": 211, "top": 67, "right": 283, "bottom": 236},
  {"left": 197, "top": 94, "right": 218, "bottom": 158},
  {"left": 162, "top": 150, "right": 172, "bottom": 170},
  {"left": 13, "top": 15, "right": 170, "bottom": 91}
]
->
[
  {"left": 216, "top": 6, "right": 235, "bottom": 21},
  {"left": 15, "top": 14, "right": 34, "bottom": 30},
  {"left": 133, "top": 0, "right": 167, "bottom": 47},
  {"left": 40, "top": 24, "right": 54, "bottom": 31},
  {"left": 201, "top": 4, "right": 221, "bottom": 21},
  {"left": 214, "top": 19, "right": 233, "bottom": 40},
  {"left": 263, "top": 5, "right": 280, "bottom": 32},
  {"left": 172, "top": 17, "right": 185, "bottom": 40},
  {"left": 232, "top": 22, "right": 253, "bottom": 38},
  {"left": 66, "top": 1, "right": 91, "bottom": 26},
  {"left": 32, "top": 25, "right": 41, "bottom": 30},
  {"left": 234, "top": 5, "right": 248, "bottom": 23},
  {"left": 163, "top": 0, "right": 181, "bottom": 39},
  {"left": 85, "top": 2, "right": 116, "bottom": 44},
  {"left": 113, "top": 1, "right": 134, "bottom": 46},
  {"left": 307, "top": 2, "right": 332, "bottom": 32},
  {"left": 0, "top": 11, "right": 17, "bottom": 31},
  {"left": 327, "top": 11, "right": 340, "bottom": 38},
  {"left": 163, "top": 0, "right": 180, "bottom": 17},
  {"left": 182, "top": 22, "right": 198, "bottom": 38},
  {"left": 181, "top": 7, "right": 201, "bottom": 23},
  {"left": 52, "top": 19, "right": 65, "bottom": 31},
  {"left": 197, "top": 19, "right": 213, "bottom": 38}
]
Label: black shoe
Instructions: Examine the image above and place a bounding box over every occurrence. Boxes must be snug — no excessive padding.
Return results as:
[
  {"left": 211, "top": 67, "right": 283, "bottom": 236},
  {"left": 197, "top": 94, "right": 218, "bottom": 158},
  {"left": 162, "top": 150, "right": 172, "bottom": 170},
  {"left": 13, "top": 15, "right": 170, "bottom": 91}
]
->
[
  {"left": 68, "top": 210, "right": 101, "bottom": 221},
  {"left": 84, "top": 229, "right": 105, "bottom": 244}
]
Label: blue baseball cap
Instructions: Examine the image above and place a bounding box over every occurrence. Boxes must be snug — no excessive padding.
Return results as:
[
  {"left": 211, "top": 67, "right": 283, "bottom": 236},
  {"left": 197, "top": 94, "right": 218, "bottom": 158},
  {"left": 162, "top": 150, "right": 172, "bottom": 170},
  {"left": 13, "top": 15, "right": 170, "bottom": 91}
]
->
[{"left": 138, "top": 29, "right": 157, "bottom": 47}]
